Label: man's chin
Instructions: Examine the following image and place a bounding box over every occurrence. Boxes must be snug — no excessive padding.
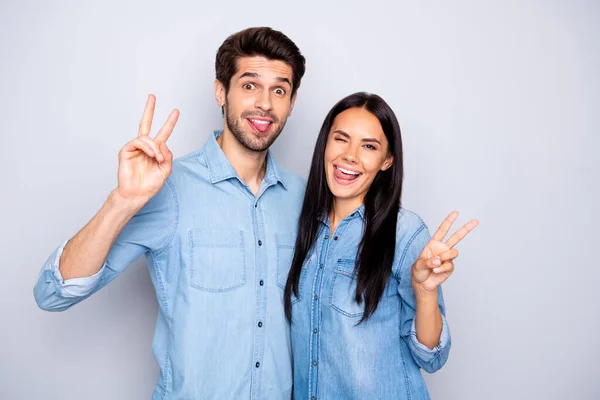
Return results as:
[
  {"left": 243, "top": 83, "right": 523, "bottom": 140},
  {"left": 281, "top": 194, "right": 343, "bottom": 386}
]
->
[
  {"left": 244, "top": 139, "right": 274, "bottom": 152},
  {"left": 240, "top": 130, "right": 281, "bottom": 152}
]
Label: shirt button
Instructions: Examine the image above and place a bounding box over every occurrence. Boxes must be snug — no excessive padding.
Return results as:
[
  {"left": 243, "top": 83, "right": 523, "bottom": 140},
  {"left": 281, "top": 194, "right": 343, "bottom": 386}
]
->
[
  {"left": 319, "top": 263, "right": 324, "bottom": 269},
  {"left": 314, "top": 295, "right": 318, "bottom": 300},
  {"left": 312, "top": 397, "right": 316, "bottom": 400},
  {"left": 258, "top": 321, "right": 263, "bottom": 328},
  {"left": 313, "top": 328, "right": 318, "bottom": 334},
  {"left": 351, "top": 213, "right": 355, "bottom": 217},
  {"left": 255, "top": 362, "right": 260, "bottom": 368},
  {"left": 258, "top": 240, "right": 262, "bottom": 246},
  {"left": 312, "top": 361, "right": 318, "bottom": 366},
  {"left": 255, "top": 203, "right": 258, "bottom": 208},
  {"left": 334, "top": 236, "right": 338, "bottom": 241},
  {"left": 259, "top": 280, "right": 264, "bottom": 286},
  {"left": 324, "top": 235, "right": 329, "bottom": 239}
]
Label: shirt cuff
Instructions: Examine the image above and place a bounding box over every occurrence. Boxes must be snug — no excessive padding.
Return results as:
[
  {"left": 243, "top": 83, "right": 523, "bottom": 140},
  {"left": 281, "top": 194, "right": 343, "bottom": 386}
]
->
[
  {"left": 47, "top": 240, "right": 106, "bottom": 298},
  {"left": 409, "top": 313, "right": 451, "bottom": 361}
]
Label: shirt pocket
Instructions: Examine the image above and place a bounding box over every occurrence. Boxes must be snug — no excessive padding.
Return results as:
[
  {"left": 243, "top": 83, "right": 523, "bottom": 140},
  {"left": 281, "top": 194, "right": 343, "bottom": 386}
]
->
[
  {"left": 330, "top": 258, "right": 397, "bottom": 318},
  {"left": 188, "top": 229, "right": 246, "bottom": 292}
]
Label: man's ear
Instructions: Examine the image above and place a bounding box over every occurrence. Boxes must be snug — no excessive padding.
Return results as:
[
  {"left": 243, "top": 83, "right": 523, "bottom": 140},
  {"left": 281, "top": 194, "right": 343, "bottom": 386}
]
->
[
  {"left": 214, "top": 79, "right": 226, "bottom": 107},
  {"left": 288, "top": 92, "right": 297, "bottom": 117}
]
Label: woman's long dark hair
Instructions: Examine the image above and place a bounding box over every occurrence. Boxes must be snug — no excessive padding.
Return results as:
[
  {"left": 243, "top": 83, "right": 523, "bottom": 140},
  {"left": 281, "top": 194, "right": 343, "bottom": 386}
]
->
[{"left": 284, "top": 92, "right": 404, "bottom": 324}]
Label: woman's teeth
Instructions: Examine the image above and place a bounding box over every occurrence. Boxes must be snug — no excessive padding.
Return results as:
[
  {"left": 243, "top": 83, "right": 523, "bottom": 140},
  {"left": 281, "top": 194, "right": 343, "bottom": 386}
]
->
[{"left": 337, "top": 166, "right": 360, "bottom": 176}]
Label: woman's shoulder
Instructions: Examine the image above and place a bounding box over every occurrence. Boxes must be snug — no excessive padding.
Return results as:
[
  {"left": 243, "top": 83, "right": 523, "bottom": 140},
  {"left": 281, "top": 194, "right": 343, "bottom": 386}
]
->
[
  {"left": 395, "top": 208, "right": 429, "bottom": 249},
  {"left": 392, "top": 208, "right": 430, "bottom": 273},
  {"left": 396, "top": 207, "right": 428, "bottom": 235}
]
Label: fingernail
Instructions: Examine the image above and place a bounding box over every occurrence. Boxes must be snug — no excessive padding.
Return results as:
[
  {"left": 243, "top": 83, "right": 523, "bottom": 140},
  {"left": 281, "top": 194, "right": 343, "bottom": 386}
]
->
[
  {"left": 433, "top": 268, "right": 440, "bottom": 273},
  {"left": 433, "top": 259, "right": 441, "bottom": 267}
]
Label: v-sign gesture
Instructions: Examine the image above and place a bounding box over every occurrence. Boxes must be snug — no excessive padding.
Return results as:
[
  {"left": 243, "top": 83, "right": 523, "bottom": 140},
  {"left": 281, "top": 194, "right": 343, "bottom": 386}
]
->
[
  {"left": 118, "top": 94, "right": 180, "bottom": 201},
  {"left": 411, "top": 211, "right": 479, "bottom": 293}
]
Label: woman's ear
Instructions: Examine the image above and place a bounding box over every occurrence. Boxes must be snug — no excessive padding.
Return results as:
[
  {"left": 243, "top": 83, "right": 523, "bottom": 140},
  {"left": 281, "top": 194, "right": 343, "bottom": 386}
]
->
[{"left": 381, "top": 155, "right": 394, "bottom": 171}]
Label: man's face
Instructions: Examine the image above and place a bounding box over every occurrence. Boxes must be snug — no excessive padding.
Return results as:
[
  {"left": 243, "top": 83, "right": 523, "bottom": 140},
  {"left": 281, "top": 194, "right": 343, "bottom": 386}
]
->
[{"left": 215, "top": 56, "right": 296, "bottom": 152}]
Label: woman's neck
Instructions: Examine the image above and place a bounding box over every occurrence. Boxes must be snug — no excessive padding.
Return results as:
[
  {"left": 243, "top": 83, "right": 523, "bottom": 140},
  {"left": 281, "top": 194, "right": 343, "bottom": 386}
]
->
[{"left": 329, "top": 197, "right": 363, "bottom": 234}]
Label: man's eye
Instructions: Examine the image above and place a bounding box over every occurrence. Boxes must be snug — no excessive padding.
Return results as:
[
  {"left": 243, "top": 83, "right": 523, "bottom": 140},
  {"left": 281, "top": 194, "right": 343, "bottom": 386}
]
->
[
  {"left": 243, "top": 83, "right": 255, "bottom": 90},
  {"left": 364, "top": 144, "right": 376, "bottom": 150},
  {"left": 274, "top": 88, "right": 286, "bottom": 95}
]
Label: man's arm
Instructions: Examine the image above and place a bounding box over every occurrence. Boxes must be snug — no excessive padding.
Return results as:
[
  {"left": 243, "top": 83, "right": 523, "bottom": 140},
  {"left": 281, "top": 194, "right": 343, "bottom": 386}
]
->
[
  {"left": 34, "top": 95, "right": 179, "bottom": 309},
  {"left": 59, "top": 191, "right": 147, "bottom": 280}
]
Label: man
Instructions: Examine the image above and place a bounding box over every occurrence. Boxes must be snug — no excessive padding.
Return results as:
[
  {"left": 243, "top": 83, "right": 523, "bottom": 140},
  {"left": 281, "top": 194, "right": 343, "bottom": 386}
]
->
[{"left": 34, "top": 27, "right": 306, "bottom": 399}]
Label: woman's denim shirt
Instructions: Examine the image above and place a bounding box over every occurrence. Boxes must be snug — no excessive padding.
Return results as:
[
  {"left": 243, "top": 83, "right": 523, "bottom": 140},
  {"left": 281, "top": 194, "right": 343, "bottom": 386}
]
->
[{"left": 287, "top": 207, "right": 451, "bottom": 400}]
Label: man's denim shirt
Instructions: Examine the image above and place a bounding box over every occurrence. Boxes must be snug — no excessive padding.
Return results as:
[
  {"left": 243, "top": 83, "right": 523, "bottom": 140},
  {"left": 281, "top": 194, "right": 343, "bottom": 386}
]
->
[
  {"left": 290, "top": 207, "right": 451, "bottom": 400},
  {"left": 34, "top": 131, "right": 306, "bottom": 399}
]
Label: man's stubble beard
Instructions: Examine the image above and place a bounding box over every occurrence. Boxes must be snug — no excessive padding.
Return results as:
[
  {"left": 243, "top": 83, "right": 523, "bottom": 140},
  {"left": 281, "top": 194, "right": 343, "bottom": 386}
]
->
[{"left": 224, "top": 102, "right": 288, "bottom": 152}]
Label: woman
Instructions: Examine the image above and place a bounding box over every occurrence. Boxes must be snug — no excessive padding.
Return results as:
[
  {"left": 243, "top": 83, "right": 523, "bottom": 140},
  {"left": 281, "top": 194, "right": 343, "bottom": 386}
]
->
[{"left": 284, "top": 92, "right": 478, "bottom": 399}]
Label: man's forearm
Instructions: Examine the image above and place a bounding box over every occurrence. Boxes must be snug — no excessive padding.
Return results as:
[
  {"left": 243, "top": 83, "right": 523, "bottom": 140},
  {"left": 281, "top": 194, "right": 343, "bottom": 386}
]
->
[{"left": 59, "top": 190, "right": 148, "bottom": 280}]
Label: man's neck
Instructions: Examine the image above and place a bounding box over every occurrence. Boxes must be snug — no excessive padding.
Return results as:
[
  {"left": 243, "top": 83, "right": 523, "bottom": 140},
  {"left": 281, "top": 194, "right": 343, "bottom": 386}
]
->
[{"left": 217, "top": 130, "right": 267, "bottom": 196}]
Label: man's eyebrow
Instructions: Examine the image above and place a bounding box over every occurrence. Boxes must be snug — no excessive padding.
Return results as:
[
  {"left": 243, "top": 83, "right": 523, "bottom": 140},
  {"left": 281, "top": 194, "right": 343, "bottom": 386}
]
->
[
  {"left": 239, "top": 72, "right": 260, "bottom": 80},
  {"left": 238, "top": 72, "right": 292, "bottom": 87},
  {"left": 275, "top": 77, "right": 292, "bottom": 87}
]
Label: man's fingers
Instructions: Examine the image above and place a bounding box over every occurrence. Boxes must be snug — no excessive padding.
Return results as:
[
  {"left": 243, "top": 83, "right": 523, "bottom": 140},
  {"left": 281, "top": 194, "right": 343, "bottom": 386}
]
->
[
  {"left": 138, "top": 135, "right": 164, "bottom": 163},
  {"left": 431, "top": 211, "right": 459, "bottom": 242},
  {"left": 138, "top": 94, "right": 156, "bottom": 137},
  {"left": 155, "top": 109, "right": 180, "bottom": 143},
  {"left": 446, "top": 219, "right": 479, "bottom": 248},
  {"left": 160, "top": 142, "right": 173, "bottom": 163},
  {"left": 121, "top": 138, "right": 157, "bottom": 160}
]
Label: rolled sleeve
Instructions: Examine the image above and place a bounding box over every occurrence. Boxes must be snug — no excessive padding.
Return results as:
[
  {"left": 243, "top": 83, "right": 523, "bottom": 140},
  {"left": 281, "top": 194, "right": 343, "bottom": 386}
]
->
[
  {"left": 34, "top": 179, "right": 178, "bottom": 312},
  {"left": 34, "top": 240, "right": 108, "bottom": 311},
  {"left": 408, "top": 311, "right": 451, "bottom": 373},
  {"left": 49, "top": 240, "right": 106, "bottom": 298},
  {"left": 394, "top": 211, "right": 452, "bottom": 374}
]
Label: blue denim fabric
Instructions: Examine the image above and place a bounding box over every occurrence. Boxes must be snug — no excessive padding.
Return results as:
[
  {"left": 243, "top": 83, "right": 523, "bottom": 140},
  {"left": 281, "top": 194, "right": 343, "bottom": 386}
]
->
[
  {"left": 34, "top": 131, "right": 306, "bottom": 399},
  {"left": 290, "top": 207, "right": 451, "bottom": 400}
]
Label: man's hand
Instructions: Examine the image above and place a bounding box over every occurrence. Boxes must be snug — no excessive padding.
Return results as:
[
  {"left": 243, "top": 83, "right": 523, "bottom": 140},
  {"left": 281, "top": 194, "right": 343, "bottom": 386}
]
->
[{"left": 117, "top": 94, "right": 180, "bottom": 203}]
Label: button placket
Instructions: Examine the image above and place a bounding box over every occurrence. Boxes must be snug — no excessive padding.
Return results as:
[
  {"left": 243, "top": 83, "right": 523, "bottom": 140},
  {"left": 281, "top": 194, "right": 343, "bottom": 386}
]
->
[{"left": 309, "top": 229, "right": 335, "bottom": 399}]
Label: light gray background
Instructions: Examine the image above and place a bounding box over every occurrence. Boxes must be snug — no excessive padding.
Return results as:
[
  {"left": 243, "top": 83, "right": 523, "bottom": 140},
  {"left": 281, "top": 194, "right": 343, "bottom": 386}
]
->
[{"left": 1, "top": 0, "right": 598, "bottom": 399}]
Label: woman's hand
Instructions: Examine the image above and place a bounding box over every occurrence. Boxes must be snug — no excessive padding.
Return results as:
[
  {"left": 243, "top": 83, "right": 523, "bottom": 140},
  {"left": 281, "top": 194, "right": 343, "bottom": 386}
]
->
[{"left": 411, "top": 211, "right": 479, "bottom": 293}]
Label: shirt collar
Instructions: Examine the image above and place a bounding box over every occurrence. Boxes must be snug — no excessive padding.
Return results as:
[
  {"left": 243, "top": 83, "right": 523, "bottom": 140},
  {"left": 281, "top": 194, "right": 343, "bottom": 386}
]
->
[
  {"left": 202, "top": 130, "right": 287, "bottom": 189},
  {"left": 317, "top": 204, "right": 366, "bottom": 224}
]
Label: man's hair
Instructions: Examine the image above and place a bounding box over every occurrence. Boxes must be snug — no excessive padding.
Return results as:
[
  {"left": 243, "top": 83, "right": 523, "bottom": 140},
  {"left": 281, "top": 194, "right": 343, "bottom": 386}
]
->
[{"left": 215, "top": 27, "right": 306, "bottom": 97}]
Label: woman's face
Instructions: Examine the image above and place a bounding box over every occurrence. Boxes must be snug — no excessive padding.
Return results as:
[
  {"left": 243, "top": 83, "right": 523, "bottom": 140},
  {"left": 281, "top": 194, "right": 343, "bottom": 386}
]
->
[{"left": 324, "top": 107, "right": 393, "bottom": 206}]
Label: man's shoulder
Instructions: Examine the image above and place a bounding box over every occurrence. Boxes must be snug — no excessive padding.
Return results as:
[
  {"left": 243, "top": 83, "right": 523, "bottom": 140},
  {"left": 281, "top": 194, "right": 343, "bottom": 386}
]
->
[
  {"left": 277, "top": 167, "right": 306, "bottom": 193},
  {"left": 172, "top": 148, "right": 207, "bottom": 171},
  {"left": 166, "top": 148, "right": 211, "bottom": 182}
]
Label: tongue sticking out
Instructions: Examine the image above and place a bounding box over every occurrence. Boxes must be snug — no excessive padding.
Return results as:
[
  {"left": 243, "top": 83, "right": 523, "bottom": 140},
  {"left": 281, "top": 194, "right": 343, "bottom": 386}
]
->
[
  {"left": 248, "top": 119, "right": 271, "bottom": 134},
  {"left": 334, "top": 167, "right": 359, "bottom": 181}
]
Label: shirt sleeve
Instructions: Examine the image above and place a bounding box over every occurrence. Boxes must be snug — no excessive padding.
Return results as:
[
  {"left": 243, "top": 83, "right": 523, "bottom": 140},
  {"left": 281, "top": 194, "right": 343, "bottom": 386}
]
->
[
  {"left": 395, "top": 223, "right": 452, "bottom": 374},
  {"left": 34, "top": 179, "right": 178, "bottom": 312}
]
